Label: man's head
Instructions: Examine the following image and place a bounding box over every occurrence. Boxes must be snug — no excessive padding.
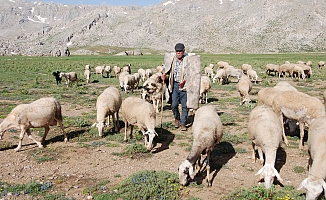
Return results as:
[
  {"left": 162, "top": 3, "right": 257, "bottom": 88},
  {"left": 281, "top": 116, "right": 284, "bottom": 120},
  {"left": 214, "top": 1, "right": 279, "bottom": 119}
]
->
[{"left": 175, "top": 43, "right": 185, "bottom": 59}]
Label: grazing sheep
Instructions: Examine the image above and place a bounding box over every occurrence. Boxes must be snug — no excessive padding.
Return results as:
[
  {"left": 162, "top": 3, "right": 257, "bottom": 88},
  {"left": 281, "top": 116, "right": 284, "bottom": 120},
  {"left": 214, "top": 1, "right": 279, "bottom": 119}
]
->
[
  {"left": 105, "top": 66, "right": 111, "bottom": 78},
  {"left": 95, "top": 66, "right": 105, "bottom": 77},
  {"left": 212, "top": 69, "right": 227, "bottom": 84},
  {"left": 297, "top": 63, "right": 312, "bottom": 78},
  {"left": 120, "top": 96, "right": 158, "bottom": 150},
  {"left": 217, "top": 61, "right": 229, "bottom": 69},
  {"left": 113, "top": 66, "right": 121, "bottom": 78},
  {"left": 278, "top": 63, "right": 294, "bottom": 79},
  {"left": 306, "top": 61, "right": 313, "bottom": 67},
  {"left": 123, "top": 74, "right": 136, "bottom": 93},
  {"left": 291, "top": 65, "right": 306, "bottom": 79},
  {"left": 247, "top": 69, "right": 258, "bottom": 83},
  {"left": 84, "top": 65, "right": 91, "bottom": 83},
  {"left": 237, "top": 75, "right": 252, "bottom": 105},
  {"left": 178, "top": 105, "right": 223, "bottom": 186},
  {"left": 95, "top": 87, "right": 122, "bottom": 136},
  {"left": 145, "top": 68, "right": 153, "bottom": 79},
  {"left": 199, "top": 76, "right": 211, "bottom": 104},
  {"left": 225, "top": 67, "right": 245, "bottom": 83},
  {"left": 138, "top": 68, "right": 146, "bottom": 82},
  {"left": 156, "top": 65, "right": 165, "bottom": 73},
  {"left": 297, "top": 116, "right": 326, "bottom": 200},
  {"left": 52, "top": 71, "right": 62, "bottom": 85},
  {"left": 118, "top": 71, "right": 129, "bottom": 90},
  {"left": 122, "top": 63, "right": 131, "bottom": 74},
  {"left": 241, "top": 63, "right": 253, "bottom": 74},
  {"left": 133, "top": 72, "right": 140, "bottom": 89},
  {"left": 204, "top": 66, "right": 214, "bottom": 79},
  {"left": 318, "top": 61, "right": 325, "bottom": 69},
  {"left": 248, "top": 105, "right": 283, "bottom": 189},
  {"left": 59, "top": 72, "right": 78, "bottom": 87},
  {"left": 272, "top": 90, "right": 326, "bottom": 149},
  {"left": 0, "top": 97, "right": 67, "bottom": 152},
  {"left": 265, "top": 64, "right": 279, "bottom": 76}
]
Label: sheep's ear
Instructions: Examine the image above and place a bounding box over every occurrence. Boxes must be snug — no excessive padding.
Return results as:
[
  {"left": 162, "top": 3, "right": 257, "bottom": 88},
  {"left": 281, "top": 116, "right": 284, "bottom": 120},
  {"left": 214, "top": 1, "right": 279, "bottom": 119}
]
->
[
  {"left": 255, "top": 166, "right": 265, "bottom": 176},
  {"left": 297, "top": 178, "right": 308, "bottom": 190},
  {"left": 188, "top": 165, "right": 195, "bottom": 179},
  {"left": 273, "top": 167, "right": 283, "bottom": 181}
]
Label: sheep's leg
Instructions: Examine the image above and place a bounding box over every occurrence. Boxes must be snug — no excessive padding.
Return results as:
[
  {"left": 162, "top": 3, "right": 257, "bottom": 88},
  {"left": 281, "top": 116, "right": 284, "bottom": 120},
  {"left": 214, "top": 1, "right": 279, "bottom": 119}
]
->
[
  {"left": 58, "top": 121, "right": 67, "bottom": 142},
  {"left": 123, "top": 121, "right": 128, "bottom": 142},
  {"left": 15, "top": 129, "right": 26, "bottom": 152},
  {"left": 206, "top": 151, "right": 212, "bottom": 187},
  {"left": 41, "top": 126, "right": 49, "bottom": 145},
  {"left": 115, "top": 112, "right": 120, "bottom": 131},
  {"left": 257, "top": 148, "right": 264, "bottom": 166},
  {"left": 251, "top": 141, "right": 256, "bottom": 163},
  {"left": 299, "top": 122, "right": 305, "bottom": 150},
  {"left": 279, "top": 115, "right": 289, "bottom": 145},
  {"left": 205, "top": 93, "right": 208, "bottom": 104},
  {"left": 26, "top": 129, "right": 43, "bottom": 148}
]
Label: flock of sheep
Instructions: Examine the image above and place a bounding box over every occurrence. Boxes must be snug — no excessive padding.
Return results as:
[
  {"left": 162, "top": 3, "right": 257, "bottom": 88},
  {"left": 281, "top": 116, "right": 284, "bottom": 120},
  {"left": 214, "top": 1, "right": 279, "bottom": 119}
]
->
[{"left": 1, "top": 58, "right": 326, "bottom": 199}]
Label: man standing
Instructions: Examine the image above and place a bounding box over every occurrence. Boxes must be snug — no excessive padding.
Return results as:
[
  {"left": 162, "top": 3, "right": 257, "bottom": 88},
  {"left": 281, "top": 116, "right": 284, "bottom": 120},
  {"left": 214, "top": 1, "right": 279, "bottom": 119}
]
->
[{"left": 162, "top": 43, "right": 188, "bottom": 131}]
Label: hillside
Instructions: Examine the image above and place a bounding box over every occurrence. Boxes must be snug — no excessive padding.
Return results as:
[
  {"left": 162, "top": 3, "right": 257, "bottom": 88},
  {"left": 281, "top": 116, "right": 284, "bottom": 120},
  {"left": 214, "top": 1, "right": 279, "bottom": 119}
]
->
[{"left": 0, "top": 0, "right": 325, "bottom": 55}]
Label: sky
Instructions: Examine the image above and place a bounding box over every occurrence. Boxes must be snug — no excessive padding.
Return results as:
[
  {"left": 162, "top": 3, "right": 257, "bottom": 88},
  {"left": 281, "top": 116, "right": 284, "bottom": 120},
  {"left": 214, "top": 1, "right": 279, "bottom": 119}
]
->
[{"left": 27, "top": 0, "right": 163, "bottom": 6}]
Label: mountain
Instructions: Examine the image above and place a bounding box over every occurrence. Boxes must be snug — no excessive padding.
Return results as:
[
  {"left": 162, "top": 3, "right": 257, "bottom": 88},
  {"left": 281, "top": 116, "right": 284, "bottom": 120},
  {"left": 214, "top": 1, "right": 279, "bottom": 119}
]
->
[{"left": 0, "top": 0, "right": 325, "bottom": 56}]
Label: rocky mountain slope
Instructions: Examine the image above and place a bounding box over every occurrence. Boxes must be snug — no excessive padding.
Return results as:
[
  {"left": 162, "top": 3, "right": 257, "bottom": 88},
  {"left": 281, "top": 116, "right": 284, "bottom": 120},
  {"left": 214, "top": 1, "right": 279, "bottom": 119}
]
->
[{"left": 0, "top": 0, "right": 325, "bottom": 56}]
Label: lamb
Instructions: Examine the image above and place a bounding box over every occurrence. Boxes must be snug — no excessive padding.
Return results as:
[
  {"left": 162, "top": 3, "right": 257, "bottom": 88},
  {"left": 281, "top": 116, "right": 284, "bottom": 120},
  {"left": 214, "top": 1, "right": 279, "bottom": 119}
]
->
[
  {"left": 318, "top": 61, "right": 325, "bottom": 69},
  {"left": 204, "top": 66, "right": 214, "bottom": 79},
  {"left": 272, "top": 90, "right": 326, "bottom": 149},
  {"left": 237, "top": 75, "right": 252, "bottom": 105},
  {"left": 104, "top": 65, "right": 111, "bottom": 78},
  {"left": 241, "top": 63, "right": 252, "bottom": 74},
  {"left": 199, "top": 76, "right": 211, "bottom": 104},
  {"left": 246, "top": 69, "right": 258, "bottom": 83},
  {"left": 138, "top": 68, "right": 146, "bottom": 82},
  {"left": 265, "top": 64, "right": 279, "bottom": 76},
  {"left": 52, "top": 71, "right": 62, "bottom": 85},
  {"left": 178, "top": 105, "right": 223, "bottom": 186},
  {"left": 217, "top": 61, "right": 229, "bottom": 69},
  {"left": 95, "top": 87, "right": 122, "bottom": 136},
  {"left": 297, "top": 116, "right": 326, "bottom": 199},
  {"left": 84, "top": 65, "right": 91, "bottom": 83},
  {"left": 113, "top": 66, "right": 121, "bottom": 78},
  {"left": 212, "top": 69, "right": 227, "bottom": 84},
  {"left": 0, "top": 97, "right": 67, "bottom": 152},
  {"left": 123, "top": 74, "right": 136, "bottom": 93},
  {"left": 120, "top": 96, "right": 158, "bottom": 150},
  {"left": 59, "top": 72, "right": 78, "bottom": 87},
  {"left": 248, "top": 105, "right": 283, "bottom": 189},
  {"left": 95, "top": 66, "right": 105, "bottom": 77}
]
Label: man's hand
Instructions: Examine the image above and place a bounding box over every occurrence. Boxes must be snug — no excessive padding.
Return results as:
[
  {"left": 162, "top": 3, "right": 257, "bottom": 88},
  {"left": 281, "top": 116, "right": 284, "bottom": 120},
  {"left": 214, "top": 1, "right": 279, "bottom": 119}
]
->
[{"left": 179, "top": 80, "right": 186, "bottom": 88}]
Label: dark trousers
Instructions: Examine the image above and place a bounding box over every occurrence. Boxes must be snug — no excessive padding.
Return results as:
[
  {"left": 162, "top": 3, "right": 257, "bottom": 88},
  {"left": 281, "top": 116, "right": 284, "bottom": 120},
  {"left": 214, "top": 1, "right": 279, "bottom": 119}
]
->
[{"left": 171, "top": 82, "right": 188, "bottom": 125}]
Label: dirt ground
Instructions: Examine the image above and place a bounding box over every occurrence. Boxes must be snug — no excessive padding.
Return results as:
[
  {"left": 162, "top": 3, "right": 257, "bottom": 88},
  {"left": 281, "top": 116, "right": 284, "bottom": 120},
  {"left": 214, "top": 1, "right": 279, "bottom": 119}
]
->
[{"left": 0, "top": 80, "right": 315, "bottom": 200}]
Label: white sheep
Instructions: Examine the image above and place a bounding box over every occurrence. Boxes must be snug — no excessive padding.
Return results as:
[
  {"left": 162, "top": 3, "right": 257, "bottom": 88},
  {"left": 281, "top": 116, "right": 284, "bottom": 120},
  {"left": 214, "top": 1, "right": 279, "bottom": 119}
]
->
[
  {"left": 95, "top": 66, "right": 105, "bottom": 77},
  {"left": 178, "top": 105, "right": 223, "bottom": 186},
  {"left": 204, "top": 66, "right": 214, "bottom": 79},
  {"left": 95, "top": 87, "right": 122, "bottom": 136},
  {"left": 145, "top": 68, "right": 153, "bottom": 79},
  {"left": 133, "top": 72, "right": 140, "bottom": 89},
  {"left": 247, "top": 69, "right": 258, "bottom": 83},
  {"left": 272, "top": 90, "right": 326, "bottom": 149},
  {"left": 138, "top": 68, "right": 146, "bottom": 82},
  {"left": 156, "top": 65, "right": 165, "bottom": 73},
  {"left": 200, "top": 75, "right": 211, "bottom": 104},
  {"left": 118, "top": 71, "right": 129, "bottom": 90},
  {"left": 297, "top": 63, "right": 312, "bottom": 78},
  {"left": 0, "top": 97, "right": 67, "bottom": 152},
  {"left": 318, "top": 61, "right": 325, "bottom": 69},
  {"left": 278, "top": 63, "right": 294, "bottom": 79},
  {"left": 241, "top": 63, "right": 252, "bottom": 74},
  {"left": 105, "top": 65, "right": 111, "bottom": 78},
  {"left": 123, "top": 74, "right": 136, "bottom": 93},
  {"left": 59, "top": 72, "right": 78, "bottom": 87},
  {"left": 212, "top": 68, "right": 227, "bottom": 84},
  {"left": 291, "top": 65, "right": 306, "bottom": 80},
  {"left": 84, "top": 65, "right": 91, "bottom": 83},
  {"left": 248, "top": 105, "right": 283, "bottom": 189},
  {"left": 122, "top": 63, "right": 131, "bottom": 74},
  {"left": 113, "top": 66, "right": 121, "bottom": 78},
  {"left": 120, "top": 96, "right": 158, "bottom": 150},
  {"left": 217, "top": 61, "right": 229, "bottom": 69},
  {"left": 237, "top": 75, "right": 252, "bottom": 105},
  {"left": 265, "top": 64, "right": 279, "bottom": 76},
  {"left": 297, "top": 116, "right": 326, "bottom": 200},
  {"left": 225, "top": 67, "right": 245, "bottom": 83}
]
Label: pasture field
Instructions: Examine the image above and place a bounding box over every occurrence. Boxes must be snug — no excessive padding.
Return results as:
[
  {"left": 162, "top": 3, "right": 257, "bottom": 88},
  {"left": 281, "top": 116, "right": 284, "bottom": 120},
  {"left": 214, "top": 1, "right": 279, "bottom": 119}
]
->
[{"left": 0, "top": 53, "right": 326, "bottom": 199}]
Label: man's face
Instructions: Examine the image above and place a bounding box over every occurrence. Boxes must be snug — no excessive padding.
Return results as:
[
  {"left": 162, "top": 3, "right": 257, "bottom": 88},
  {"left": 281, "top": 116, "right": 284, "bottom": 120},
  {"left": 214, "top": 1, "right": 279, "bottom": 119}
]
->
[{"left": 176, "top": 49, "right": 184, "bottom": 59}]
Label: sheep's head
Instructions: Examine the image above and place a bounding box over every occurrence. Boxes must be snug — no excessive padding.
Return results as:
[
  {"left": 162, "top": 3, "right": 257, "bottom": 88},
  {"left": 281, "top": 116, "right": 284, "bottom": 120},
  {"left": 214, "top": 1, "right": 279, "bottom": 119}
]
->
[
  {"left": 297, "top": 176, "right": 326, "bottom": 200},
  {"left": 255, "top": 164, "right": 282, "bottom": 189},
  {"left": 178, "top": 160, "right": 195, "bottom": 186},
  {"left": 144, "top": 129, "right": 157, "bottom": 150},
  {"left": 96, "top": 122, "right": 105, "bottom": 137}
]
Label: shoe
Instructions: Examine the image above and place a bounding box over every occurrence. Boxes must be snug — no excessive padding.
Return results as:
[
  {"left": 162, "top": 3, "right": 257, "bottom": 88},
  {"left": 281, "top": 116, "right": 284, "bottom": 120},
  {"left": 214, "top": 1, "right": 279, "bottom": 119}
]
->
[
  {"left": 174, "top": 119, "right": 180, "bottom": 128},
  {"left": 180, "top": 125, "right": 187, "bottom": 131}
]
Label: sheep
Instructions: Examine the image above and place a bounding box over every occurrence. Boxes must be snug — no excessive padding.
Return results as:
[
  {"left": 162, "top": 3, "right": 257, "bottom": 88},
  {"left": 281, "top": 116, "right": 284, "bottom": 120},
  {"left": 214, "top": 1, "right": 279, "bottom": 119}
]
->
[
  {"left": 212, "top": 68, "right": 227, "bottom": 84},
  {"left": 318, "top": 61, "right": 325, "bottom": 69},
  {"left": 272, "top": 90, "right": 326, "bottom": 149},
  {"left": 306, "top": 61, "right": 313, "bottom": 67},
  {"left": 145, "top": 68, "right": 153, "bottom": 79},
  {"left": 95, "top": 66, "right": 105, "bottom": 77},
  {"left": 241, "top": 63, "right": 252, "bottom": 74},
  {"left": 297, "top": 116, "right": 326, "bottom": 199},
  {"left": 247, "top": 69, "right": 258, "bottom": 83},
  {"left": 178, "top": 105, "right": 223, "bottom": 186},
  {"left": 52, "top": 71, "right": 62, "bottom": 85},
  {"left": 217, "top": 61, "right": 229, "bottom": 69},
  {"left": 133, "top": 72, "right": 140, "bottom": 89},
  {"left": 84, "top": 65, "right": 91, "bottom": 83},
  {"left": 265, "top": 64, "right": 279, "bottom": 76},
  {"left": 138, "top": 68, "right": 146, "bottom": 82},
  {"left": 59, "top": 72, "right": 78, "bottom": 87},
  {"left": 225, "top": 67, "right": 245, "bottom": 83},
  {"left": 297, "top": 63, "right": 312, "bottom": 78},
  {"left": 123, "top": 74, "right": 136, "bottom": 93},
  {"left": 248, "top": 105, "right": 283, "bottom": 189},
  {"left": 95, "top": 87, "right": 122, "bottom": 136},
  {"left": 118, "top": 71, "right": 129, "bottom": 90},
  {"left": 120, "top": 96, "right": 158, "bottom": 150},
  {"left": 273, "top": 81, "right": 298, "bottom": 92},
  {"left": 199, "top": 76, "right": 211, "bottom": 104},
  {"left": 122, "top": 63, "right": 131, "bottom": 74},
  {"left": 113, "top": 66, "right": 121, "bottom": 78},
  {"left": 278, "top": 63, "right": 294, "bottom": 78},
  {"left": 156, "top": 65, "right": 165, "bottom": 73},
  {"left": 0, "top": 97, "right": 67, "bottom": 152},
  {"left": 291, "top": 64, "right": 306, "bottom": 79},
  {"left": 105, "top": 65, "right": 111, "bottom": 78},
  {"left": 237, "top": 75, "right": 252, "bottom": 105}
]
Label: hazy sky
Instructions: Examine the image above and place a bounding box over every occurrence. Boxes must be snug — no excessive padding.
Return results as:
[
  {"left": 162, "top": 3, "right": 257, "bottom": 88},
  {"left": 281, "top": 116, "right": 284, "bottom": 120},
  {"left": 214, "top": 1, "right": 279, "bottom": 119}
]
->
[{"left": 27, "top": 0, "right": 163, "bottom": 6}]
